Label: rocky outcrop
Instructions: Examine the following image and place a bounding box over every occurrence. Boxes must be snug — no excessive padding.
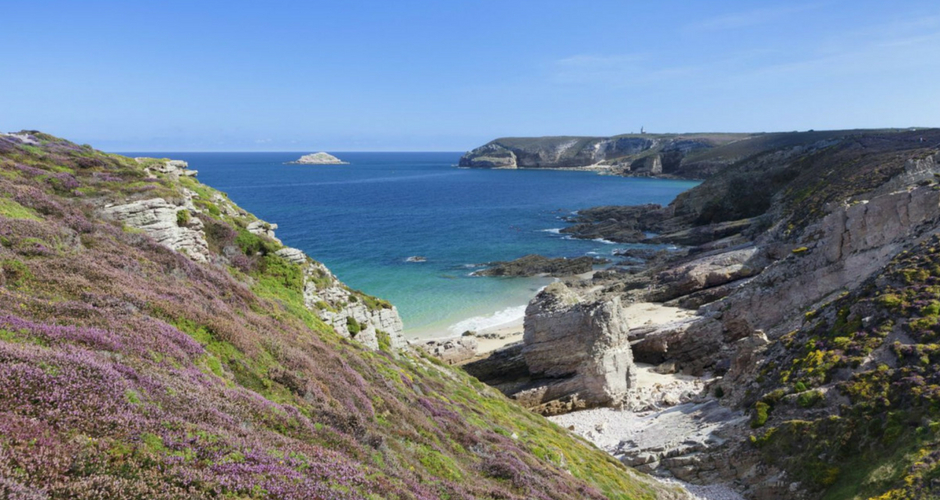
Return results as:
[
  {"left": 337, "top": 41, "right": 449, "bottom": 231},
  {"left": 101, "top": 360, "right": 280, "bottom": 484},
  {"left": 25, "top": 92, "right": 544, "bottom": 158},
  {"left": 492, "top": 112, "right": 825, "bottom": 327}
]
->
[
  {"left": 651, "top": 247, "right": 767, "bottom": 302},
  {"left": 560, "top": 204, "right": 667, "bottom": 243},
  {"left": 289, "top": 152, "right": 348, "bottom": 165},
  {"left": 472, "top": 254, "right": 606, "bottom": 277},
  {"left": 246, "top": 220, "right": 281, "bottom": 244},
  {"left": 630, "top": 154, "right": 662, "bottom": 175},
  {"left": 102, "top": 198, "right": 211, "bottom": 263},
  {"left": 302, "top": 261, "right": 406, "bottom": 351},
  {"left": 716, "top": 179, "right": 940, "bottom": 341},
  {"left": 515, "top": 283, "right": 636, "bottom": 412},
  {"left": 274, "top": 246, "right": 306, "bottom": 265},
  {"left": 136, "top": 158, "right": 198, "bottom": 178},
  {"left": 417, "top": 336, "right": 479, "bottom": 365}
]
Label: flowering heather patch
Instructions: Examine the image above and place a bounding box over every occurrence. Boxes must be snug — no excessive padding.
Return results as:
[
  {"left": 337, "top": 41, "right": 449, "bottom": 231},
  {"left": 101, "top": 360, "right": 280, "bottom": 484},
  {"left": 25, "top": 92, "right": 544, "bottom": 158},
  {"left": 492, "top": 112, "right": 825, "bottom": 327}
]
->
[{"left": 0, "top": 134, "right": 675, "bottom": 500}]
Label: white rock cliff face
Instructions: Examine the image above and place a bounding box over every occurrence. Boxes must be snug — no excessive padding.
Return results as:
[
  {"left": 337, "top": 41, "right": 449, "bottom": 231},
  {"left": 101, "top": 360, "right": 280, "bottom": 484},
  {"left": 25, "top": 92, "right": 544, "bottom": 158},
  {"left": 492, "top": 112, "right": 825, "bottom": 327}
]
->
[
  {"left": 719, "top": 173, "right": 940, "bottom": 340},
  {"left": 630, "top": 159, "right": 940, "bottom": 377},
  {"left": 519, "top": 282, "right": 636, "bottom": 410},
  {"left": 102, "top": 198, "right": 212, "bottom": 263},
  {"left": 302, "top": 261, "right": 406, "bottom": 351}
]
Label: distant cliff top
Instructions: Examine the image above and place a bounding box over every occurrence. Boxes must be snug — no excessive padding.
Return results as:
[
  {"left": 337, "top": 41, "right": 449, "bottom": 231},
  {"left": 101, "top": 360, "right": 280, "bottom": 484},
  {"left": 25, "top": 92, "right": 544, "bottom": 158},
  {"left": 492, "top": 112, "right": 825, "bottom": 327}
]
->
[
  {"left": 289, "top": 151, "right": 348, "bottom": 164},
  {"left": 460, "top": 129, "right": 923, "bottom": 180}
]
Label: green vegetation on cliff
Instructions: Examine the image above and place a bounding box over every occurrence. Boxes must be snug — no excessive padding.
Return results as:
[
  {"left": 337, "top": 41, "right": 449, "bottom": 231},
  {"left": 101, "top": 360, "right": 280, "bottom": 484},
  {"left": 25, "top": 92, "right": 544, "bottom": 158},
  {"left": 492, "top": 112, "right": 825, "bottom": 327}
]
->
[
  {"left": 0, "top": 132, "right": 680, "bottom": 499},
  {"left": 748, "top": 234, "right": 940, "bottom": 499}
]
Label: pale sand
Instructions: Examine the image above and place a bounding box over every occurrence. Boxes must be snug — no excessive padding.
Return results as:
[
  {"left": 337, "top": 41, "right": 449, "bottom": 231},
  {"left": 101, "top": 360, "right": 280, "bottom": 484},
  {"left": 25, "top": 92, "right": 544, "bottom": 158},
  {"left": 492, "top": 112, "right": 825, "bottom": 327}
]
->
[
  {"left": 623, "top": 301, "right": 697, "bottom": 327},
  {"left": 473, "top": 317, "right": 524, "bottom": 355}
]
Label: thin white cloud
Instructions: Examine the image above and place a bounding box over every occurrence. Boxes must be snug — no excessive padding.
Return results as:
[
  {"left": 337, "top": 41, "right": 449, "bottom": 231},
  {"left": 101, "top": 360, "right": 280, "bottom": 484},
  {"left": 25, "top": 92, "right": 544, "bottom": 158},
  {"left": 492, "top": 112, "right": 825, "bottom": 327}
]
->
[{"left": 688, "top": 4, "right": 821, "bottom": 32}]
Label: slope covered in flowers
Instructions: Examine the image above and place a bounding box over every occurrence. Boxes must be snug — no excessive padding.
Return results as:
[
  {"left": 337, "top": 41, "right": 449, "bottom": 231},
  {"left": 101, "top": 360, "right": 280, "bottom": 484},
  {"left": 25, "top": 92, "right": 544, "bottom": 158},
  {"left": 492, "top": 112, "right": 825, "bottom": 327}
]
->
[{"left": 0, "top": 132, "right": 681, "bottom": 499}]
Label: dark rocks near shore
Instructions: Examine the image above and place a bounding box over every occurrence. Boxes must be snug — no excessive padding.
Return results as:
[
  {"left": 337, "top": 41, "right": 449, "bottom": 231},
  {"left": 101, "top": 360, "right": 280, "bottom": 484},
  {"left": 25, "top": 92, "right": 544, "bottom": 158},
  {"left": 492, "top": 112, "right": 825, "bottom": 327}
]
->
[
  {"left": 472, "top": 254, "right": 607, "bottom": 277},
  {"left": 560, "top": 204, "right": 667, "bottom": 243}
]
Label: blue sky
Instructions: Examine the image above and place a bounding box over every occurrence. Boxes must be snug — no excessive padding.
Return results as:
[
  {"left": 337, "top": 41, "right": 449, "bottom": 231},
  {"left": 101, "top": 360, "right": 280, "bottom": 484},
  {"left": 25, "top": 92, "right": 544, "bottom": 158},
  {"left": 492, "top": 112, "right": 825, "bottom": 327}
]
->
[{"left": 2, "top": 1, "right": 939, "bottom": 151}]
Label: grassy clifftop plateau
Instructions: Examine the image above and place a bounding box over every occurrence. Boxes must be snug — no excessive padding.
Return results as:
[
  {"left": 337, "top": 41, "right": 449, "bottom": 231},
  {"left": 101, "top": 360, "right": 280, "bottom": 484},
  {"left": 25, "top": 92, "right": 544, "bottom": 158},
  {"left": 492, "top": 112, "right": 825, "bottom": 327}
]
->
[
  {"left": 0, "top": 132, "right": 682, "bottom": 499},
  {"left": 459, "top": 133, "right": 754, "bottom": 178}
]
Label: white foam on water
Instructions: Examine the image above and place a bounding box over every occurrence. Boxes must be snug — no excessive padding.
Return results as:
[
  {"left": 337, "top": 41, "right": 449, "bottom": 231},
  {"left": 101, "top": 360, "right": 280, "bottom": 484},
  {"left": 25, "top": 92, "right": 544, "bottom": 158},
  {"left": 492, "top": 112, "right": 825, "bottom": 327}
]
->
[
  {"left": 592, "top": 237, "right": 617, "bottom": 245},
  {"left": 540, "top": 228, "right": 563, "bottom": 234},
  {"left": 447, "top": 305, "right": 527, "bottom": 335}
]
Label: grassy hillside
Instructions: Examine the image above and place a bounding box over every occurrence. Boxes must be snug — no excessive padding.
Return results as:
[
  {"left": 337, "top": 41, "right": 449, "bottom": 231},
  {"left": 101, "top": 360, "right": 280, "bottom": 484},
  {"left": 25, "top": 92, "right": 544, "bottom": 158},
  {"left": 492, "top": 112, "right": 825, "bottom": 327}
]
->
[{"left": 0, "top": 132, "right": 681, "bottom": 499}]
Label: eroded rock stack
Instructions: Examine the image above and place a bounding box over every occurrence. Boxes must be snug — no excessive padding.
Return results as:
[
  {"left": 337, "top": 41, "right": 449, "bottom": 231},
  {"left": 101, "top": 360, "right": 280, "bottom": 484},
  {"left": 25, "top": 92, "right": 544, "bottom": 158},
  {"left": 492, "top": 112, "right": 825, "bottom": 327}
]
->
[{"left": 514, "top": 282, "right": 636, "bottom": 414}]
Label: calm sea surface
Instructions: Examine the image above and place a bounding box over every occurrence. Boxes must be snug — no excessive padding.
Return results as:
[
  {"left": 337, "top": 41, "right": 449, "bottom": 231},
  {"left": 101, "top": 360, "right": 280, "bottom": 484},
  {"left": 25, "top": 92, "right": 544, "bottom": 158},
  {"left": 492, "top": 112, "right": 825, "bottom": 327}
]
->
[{"left": 121, "top": 152, "right": 698, "bottom": 339}]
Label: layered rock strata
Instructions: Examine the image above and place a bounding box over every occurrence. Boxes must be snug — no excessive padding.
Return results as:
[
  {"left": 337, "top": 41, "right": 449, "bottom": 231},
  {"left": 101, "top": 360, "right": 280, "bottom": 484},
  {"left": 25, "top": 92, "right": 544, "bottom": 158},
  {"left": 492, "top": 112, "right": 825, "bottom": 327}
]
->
[
  {"left": 302, "top": 261, "right": 406, "bottom": 351},
  {"left": 512, "top": 283, "right": 636, "bottom": 413},
  {"left": 102, "top": 198, "right": 212, "bottom": 263}
]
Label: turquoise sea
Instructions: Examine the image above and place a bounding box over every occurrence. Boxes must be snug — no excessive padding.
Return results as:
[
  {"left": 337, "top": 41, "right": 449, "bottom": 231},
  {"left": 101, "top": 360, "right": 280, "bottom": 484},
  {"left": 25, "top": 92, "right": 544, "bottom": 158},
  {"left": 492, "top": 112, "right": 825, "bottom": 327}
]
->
[{"left": 122, "top": 152, "right": 698, "bottom": 339}]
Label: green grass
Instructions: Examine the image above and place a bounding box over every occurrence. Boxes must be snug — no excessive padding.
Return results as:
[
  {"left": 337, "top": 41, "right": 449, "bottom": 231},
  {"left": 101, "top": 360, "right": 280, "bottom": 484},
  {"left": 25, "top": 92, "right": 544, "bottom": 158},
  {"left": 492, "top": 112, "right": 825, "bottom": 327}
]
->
[{"left": 0, "top": 197, "right": 41, "bottom": 221}]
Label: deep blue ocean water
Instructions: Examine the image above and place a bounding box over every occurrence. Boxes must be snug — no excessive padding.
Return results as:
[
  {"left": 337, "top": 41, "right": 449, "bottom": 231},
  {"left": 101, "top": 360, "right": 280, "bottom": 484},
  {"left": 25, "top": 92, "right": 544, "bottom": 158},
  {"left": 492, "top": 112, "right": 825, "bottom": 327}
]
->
[{"left": 122, "top": 152, "right": 698, "bottom": 339}]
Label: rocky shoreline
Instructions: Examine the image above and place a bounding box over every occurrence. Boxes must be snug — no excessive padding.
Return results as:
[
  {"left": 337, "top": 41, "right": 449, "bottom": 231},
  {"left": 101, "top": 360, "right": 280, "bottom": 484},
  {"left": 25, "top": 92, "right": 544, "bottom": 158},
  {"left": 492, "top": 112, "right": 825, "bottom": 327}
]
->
[{"left": 448, "top": 129, "right": 940, "bottom": 499}]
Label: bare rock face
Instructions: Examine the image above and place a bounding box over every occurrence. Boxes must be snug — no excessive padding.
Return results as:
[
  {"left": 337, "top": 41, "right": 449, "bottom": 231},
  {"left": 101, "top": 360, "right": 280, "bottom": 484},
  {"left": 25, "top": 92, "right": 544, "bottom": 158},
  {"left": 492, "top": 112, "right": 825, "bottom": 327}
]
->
[
  {"left": 136, "top": 158, "right": 198, "bottom": 178},
  {"left": 629, "top": 154, "right": 662, "bottom": 175},
  {"left": 717, "top": 180, "right": 940, "bottom": 340},
  {"left": 519, "top": 283, "right": 636, "bottom": 410},
  {"left": 302, "top": 262, "right": 406, "bottom": 351},
  {"left": 418, "top": 336, "right": 479, "bottom": 365},
  {"left": 247, "top": 220, "right": 282, "bottom": 244},
  {"left": 460, "top": 137, "right": 657, "bottom": 169},
  {"left": 274, "top": 247, "right": 307, "bottom": 265},
  {"left": 102, "top": 199, "right": 211, "bottom": 263},
  {"left": 652, "top": 247, "right": 766, "bottom": 302},
  {"left": 630, "top": 317, "right": 726, "bottom": 376}
]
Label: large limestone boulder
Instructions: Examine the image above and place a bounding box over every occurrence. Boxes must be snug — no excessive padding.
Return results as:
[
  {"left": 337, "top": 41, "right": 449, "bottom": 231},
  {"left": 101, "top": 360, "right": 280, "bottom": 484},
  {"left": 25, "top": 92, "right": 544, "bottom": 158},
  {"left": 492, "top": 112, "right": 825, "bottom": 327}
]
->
[{"left": 520, "top": 283, "right": 636, "bottom": 409}]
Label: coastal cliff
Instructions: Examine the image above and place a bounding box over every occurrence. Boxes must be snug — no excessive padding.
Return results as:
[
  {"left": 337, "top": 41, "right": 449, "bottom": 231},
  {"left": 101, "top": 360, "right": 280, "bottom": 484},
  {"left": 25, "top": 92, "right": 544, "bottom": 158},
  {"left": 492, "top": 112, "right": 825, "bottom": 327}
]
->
[
  {"left": 469, "top": 128, "right": 940, "bottom": 499},
  {"left": 460, "top": 129, "right": 910, "bottom": 180},
  {"left": 0, "top": 131, "right": 685, "bottom": 499},
  {"left": 459, "top": 133, "right": 750, "bottom": 178}
]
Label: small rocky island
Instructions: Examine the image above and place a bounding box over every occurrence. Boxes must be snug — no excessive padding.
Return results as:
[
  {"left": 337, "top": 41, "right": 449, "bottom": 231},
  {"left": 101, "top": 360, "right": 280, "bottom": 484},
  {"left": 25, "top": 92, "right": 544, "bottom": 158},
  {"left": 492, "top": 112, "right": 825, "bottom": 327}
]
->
[{"left": 288, "top": 152, "right": 348, "bottom": 165}]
